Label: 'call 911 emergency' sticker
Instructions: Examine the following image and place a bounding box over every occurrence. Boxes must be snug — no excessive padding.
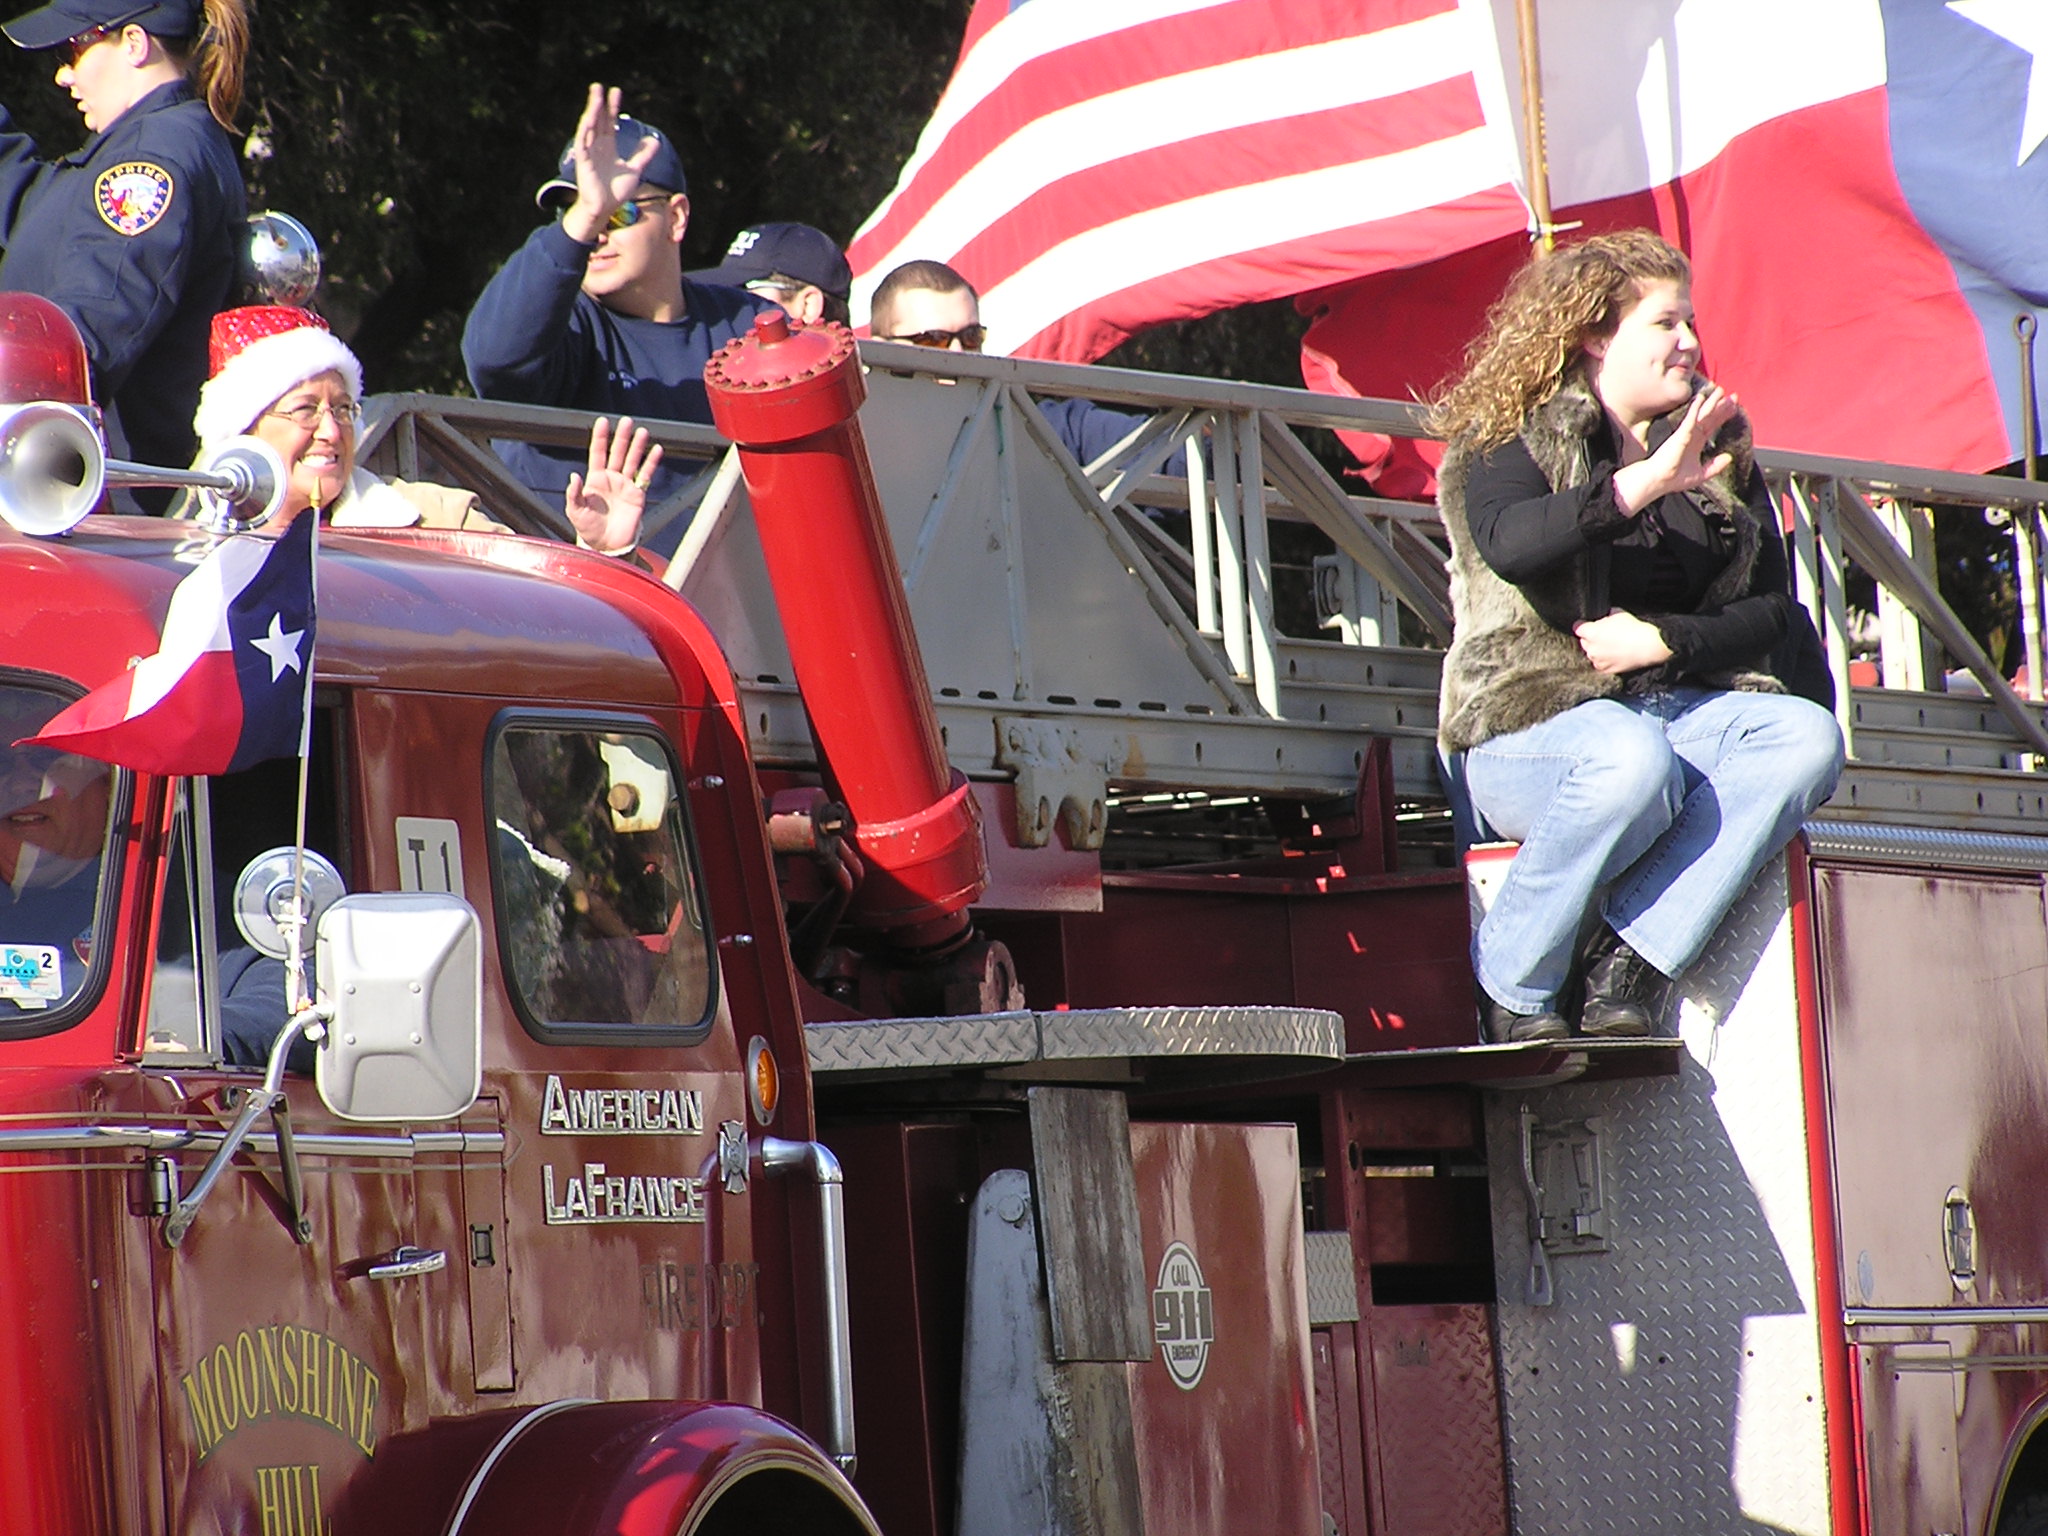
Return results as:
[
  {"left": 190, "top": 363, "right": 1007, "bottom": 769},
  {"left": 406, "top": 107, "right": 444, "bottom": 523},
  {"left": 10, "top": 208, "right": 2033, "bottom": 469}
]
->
[
  {"left": 95, "top": 161, "right": 174, "bottom": 235},
  {"left": 0, "top": 945, "right": 60, "bottom": 1009},
  {"left": 1152, "top": 1241, "right": 1215, "bottom": 1389}
]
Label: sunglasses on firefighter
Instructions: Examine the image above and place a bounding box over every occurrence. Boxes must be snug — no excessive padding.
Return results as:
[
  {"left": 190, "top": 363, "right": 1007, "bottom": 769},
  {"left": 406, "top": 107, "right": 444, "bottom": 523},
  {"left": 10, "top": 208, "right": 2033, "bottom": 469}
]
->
[
  {"left": 602, "top": 195, "right": 673, "bottom": 232},
  {"left": 883, "top": 325, "right": 987, "bottom": 352},
  {"left": 62, "top": 11, "right": 147, "bottom": 65}
]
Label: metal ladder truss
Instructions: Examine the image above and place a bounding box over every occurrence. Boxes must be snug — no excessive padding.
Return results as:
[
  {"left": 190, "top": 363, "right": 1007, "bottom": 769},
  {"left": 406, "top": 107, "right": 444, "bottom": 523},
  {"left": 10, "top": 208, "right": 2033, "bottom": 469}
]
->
[{"left": 360, "top": 348, "right": 2048, "bottom": 837}]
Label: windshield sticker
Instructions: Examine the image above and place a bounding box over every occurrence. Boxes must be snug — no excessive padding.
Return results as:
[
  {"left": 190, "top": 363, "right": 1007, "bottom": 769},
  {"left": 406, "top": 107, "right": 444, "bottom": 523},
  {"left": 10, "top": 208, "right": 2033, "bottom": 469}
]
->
[{"left": 0, "top": 944, "right": 60, "bottom": 1008}]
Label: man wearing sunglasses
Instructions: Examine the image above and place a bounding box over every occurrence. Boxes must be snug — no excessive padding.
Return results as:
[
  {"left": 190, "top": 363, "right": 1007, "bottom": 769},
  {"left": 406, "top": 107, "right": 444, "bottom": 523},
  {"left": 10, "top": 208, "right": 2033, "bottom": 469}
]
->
[
  {"left": 868, "top": 260, "right": 1183, "bottom": 475},
  {"left": 462, "top": 83, "right": 774, "bottom": 550}
]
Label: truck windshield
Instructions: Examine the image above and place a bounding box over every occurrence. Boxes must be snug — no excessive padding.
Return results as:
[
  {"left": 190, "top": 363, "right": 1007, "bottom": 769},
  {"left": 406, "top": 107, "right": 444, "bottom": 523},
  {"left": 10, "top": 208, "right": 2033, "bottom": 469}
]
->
[
  {"left": 490, "top": 723, "right": 714, "bottom": 1040},
  {"left": 0, "top": 682, "right": 116, "bottom": 1022}
]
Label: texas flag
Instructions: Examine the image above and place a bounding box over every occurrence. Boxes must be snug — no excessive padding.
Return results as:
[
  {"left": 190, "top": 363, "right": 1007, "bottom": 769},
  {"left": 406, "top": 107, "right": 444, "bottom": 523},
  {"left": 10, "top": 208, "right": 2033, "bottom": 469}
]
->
[
  {"left": 1303, "top": 0, "right": 2048, "bottom": 493},
  {"left": 22, "top": 515, "right": 315, "bottom": 776}
]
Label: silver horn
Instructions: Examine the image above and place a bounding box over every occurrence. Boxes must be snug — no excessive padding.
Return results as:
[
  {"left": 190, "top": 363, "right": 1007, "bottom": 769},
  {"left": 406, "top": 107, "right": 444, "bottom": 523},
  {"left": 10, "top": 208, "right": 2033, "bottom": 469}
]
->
[
  {"left": 0, "top": 407, "right": 288, "bottom": 539},
  {"left": 0, "top": 400, "right": 105, "bottom": 537},
  {"left": 103, "top": 434, "right": 290, "bottom": 533}
]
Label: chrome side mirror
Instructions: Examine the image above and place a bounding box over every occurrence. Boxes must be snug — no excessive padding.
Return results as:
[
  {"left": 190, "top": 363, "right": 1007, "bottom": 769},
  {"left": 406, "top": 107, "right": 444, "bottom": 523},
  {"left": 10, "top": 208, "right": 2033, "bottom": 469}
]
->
[
  {"left": 315, "top": 892, "right": 481, "bottom": 1123},
  {"left": 232, "top": 845, "right": 347, "bottom": 958}
]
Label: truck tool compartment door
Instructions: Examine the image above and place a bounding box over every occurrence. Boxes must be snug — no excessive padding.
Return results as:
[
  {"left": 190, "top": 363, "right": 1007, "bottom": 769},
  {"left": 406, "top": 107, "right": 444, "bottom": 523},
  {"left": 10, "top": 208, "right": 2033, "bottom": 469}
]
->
[{"left": 1815, "top": 858, "right": 2048, "bottom": 1533}]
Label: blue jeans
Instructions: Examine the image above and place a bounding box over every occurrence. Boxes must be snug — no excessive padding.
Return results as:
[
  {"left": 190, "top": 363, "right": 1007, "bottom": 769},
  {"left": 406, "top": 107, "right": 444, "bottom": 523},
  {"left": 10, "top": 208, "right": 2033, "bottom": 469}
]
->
[{"left": 1450, "top": 688, "right": 1844, "bottom": 1014}]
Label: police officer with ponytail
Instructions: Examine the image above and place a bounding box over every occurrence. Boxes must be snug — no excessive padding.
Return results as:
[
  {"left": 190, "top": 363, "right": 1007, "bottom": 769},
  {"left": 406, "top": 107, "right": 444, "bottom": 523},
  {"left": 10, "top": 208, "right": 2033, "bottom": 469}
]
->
[{"left": 0, "top": 0, "right": 247, "bottom": 481}]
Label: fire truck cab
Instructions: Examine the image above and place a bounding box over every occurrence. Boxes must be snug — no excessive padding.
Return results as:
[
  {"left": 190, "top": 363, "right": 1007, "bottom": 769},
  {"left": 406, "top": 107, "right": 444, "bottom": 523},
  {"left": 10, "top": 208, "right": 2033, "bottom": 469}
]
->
[{"left": 1, "top": 513, "right": 880, "bottom": 1534}]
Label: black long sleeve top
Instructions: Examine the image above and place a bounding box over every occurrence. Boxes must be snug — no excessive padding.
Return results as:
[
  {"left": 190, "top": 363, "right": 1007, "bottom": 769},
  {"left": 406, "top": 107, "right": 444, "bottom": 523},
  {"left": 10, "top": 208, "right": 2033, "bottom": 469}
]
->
[{"left": 1463, "top": 420, "right": 1791, "bottom": 686}]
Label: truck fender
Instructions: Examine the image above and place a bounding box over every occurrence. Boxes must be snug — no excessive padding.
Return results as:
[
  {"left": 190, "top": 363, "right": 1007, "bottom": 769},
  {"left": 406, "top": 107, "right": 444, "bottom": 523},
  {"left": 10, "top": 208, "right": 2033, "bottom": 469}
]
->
[
  {"left": 441, "top": 1398, "right": 880, "bottom": 1536},
  {"left": 1993, "top": 1395, "right": 2048, "bottom": 1535}
]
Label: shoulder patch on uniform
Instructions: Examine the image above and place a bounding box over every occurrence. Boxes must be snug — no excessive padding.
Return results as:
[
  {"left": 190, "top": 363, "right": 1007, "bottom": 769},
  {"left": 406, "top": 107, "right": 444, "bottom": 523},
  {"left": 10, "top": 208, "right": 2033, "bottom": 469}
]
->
[{"left": 94, "top": 161, "right": 175, "bottom": 235}]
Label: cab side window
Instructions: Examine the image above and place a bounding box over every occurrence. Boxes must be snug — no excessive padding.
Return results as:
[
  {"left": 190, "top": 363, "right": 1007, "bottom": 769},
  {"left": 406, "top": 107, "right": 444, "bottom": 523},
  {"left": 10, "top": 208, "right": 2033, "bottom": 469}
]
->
[
  {"left": 489, "top": 723, "right": 713, "bottom": 1039},
  {"left": 145, "top": 709, "right": 346, "bottom": 1067},
  {"left": 0, "top": 681, "right": 117, "bottom": 1028}
]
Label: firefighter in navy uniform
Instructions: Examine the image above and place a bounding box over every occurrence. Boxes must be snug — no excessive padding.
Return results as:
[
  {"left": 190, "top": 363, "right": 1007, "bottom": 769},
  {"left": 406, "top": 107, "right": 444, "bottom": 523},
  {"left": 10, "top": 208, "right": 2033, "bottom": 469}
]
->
[{"left": 0, "top": 0, "right": 247, "bottom": 483}]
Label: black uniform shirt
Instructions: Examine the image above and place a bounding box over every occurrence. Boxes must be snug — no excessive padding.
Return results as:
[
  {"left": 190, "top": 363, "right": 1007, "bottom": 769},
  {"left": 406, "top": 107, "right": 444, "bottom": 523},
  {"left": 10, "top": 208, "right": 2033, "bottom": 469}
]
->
[{"left": 0, "top": 80, "right": 245, "bottom": 473}]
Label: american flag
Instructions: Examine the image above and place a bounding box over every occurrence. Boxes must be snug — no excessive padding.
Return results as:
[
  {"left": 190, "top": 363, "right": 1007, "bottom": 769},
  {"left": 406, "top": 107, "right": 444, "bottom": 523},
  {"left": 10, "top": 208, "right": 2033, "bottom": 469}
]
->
[
  {"left": 846, "top": 0, "right": 1529, "bottom": 361},
  {"left": 855, "top": 0, "right": 2048, "bottom": 485}
]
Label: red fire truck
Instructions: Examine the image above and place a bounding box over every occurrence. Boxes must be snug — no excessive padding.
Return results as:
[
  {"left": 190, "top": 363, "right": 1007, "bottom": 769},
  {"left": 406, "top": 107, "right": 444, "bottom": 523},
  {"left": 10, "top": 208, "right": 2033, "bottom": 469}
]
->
[{"left": 7, "top": 289, "right": 2048, "bottom": 1536}]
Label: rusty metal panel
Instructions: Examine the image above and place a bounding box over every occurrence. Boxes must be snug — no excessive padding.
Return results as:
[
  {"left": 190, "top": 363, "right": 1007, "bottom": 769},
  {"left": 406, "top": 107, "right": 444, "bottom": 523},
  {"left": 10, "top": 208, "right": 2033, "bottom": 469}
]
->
[
  {"left": 1313, "top": 1325, "right": 1372, "bottom": 1536},
  {"left": 1483, "top": 854, "right": 1833, "bottom": 1535},
  {"left": 955, "top": 1169, "right": 1146, "bottom": 1536},
  {"left": 1367, "top": 1307, "right": 1508, "bottom": 1536},
  {"left": 457, "top": 1097, "right": 514, "bottom": 1392},
  {"left": 1814, "top": 864, "right": 2048, "bottom": 1311},
  {"left": 1856, "top": 1343, "right": 1963, "bottom": 1536},
  {"left": 1127, "top": 1121, "right": 1321, "bottom": 1536}
]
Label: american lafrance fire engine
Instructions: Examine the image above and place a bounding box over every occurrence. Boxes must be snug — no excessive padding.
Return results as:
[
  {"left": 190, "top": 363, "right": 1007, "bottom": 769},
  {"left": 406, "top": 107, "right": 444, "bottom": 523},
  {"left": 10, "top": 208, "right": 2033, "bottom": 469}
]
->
[{"left": 6, "top": 278, "right": 2048, "bottom": 1534}]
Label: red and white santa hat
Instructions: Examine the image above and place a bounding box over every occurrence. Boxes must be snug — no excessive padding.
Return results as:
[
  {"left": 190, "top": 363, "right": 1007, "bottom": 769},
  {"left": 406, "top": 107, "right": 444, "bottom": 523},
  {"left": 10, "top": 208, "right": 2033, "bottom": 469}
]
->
[{"left": 193, "top": 305, "right": 363, "bottom": 456}]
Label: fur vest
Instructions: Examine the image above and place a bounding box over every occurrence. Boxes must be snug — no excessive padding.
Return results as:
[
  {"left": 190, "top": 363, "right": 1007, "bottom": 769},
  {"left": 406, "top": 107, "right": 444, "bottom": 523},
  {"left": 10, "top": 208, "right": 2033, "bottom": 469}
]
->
[{"left": 1436, "top": 379, "right": 1781, "bottom": 753}]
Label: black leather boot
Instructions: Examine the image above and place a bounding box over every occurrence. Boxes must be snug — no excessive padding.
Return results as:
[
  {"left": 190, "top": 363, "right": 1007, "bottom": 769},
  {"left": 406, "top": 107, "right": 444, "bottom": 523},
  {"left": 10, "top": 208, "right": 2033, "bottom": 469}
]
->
[
  {"left": 1478, "top": 987, "right": 1569, "bottom": 1044},
  {"left": 1578, "top": 926, "right": 1669, "bottom": 1038}
]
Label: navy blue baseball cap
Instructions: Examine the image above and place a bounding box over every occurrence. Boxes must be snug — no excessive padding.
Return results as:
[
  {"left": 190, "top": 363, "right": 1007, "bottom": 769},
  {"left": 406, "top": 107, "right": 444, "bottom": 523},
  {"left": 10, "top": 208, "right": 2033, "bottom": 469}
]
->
[
  {"left": 690, "top": 223, "right": 852, "bottom": 301},
  {"left": 534, "top": 115, "right": 688, "bottom": 209},
  {"left": 3, "top": 0, "right": 196, "bottom": 48}
]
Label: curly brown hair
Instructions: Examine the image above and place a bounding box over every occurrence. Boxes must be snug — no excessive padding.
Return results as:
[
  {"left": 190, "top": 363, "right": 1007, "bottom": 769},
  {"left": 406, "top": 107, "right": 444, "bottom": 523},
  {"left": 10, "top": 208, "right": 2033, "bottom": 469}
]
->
[{"left": 1427, "top": 230, "right": 1691, "bottom": 450}]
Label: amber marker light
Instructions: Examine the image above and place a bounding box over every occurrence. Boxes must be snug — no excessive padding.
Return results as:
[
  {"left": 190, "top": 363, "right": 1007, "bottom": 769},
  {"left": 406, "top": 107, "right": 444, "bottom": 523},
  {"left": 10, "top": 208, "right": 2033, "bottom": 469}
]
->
[{"left": 746, "top": 1036, "right": 780, "bottom": 1126}]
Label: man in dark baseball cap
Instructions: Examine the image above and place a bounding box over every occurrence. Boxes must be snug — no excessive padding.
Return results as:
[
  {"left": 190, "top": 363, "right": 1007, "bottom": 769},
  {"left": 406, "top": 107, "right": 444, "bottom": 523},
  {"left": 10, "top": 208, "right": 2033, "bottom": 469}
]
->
[
  {"left": 0, "top": 0, "right": 196, "bottom": 48},
  {"left": 533, "top": 114, "right": 687, "bottom": 209},
  {"left": 461, "top": 83, "right": 775, "bottom": 553},
  {"left": 690, "top": 222, "right": 851, "bottom": 326}
]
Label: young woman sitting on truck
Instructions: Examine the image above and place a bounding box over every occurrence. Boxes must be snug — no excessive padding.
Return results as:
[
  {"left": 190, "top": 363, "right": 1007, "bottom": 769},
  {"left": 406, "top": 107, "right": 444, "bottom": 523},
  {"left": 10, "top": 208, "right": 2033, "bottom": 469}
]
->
[
  {"left": 190, "top": 304, "right": 660, "bottom": 556},
  {"left": 1428, "top": 229, "right": 1844, "bottom": 1045}
]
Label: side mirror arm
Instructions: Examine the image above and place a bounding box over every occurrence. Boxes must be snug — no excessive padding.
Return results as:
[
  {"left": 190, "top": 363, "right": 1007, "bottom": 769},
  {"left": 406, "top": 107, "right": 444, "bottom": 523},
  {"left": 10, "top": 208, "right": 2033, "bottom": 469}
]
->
[{"left": 161, "top": 1004, "right": 329, "bottom": 1249}]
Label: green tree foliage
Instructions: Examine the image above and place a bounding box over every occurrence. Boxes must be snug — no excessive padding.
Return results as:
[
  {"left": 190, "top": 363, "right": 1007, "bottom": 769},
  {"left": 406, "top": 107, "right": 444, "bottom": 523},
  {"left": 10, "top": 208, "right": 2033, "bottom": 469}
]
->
[{"left": 0, "top": 0, "right": 966, "bottom": 391}]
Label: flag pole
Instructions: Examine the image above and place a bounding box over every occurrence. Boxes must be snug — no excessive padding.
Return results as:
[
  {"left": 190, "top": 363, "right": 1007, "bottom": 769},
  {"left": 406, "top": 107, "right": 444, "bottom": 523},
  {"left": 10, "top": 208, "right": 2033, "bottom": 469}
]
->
[
  {"left": 1513, "top": 0, "right": 1557, "bottom": 255},
  {"left": 284, "top": 514, "right": 320, "bottom": 1015},
  {"left": 2016, "top": 313, "right": 2044, "bottom": 702}
]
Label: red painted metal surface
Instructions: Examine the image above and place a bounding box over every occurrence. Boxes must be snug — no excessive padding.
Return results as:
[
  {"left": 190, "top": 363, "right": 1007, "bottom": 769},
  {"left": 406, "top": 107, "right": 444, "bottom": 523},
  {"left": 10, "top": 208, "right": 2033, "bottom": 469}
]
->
[
  {"left": 705, "top": 315, "right": 985, "bottom": 937},
  {"left": 1318, "top": 1084, "right": 1507, "bottom": 1536},
  {"left": 1126, "top": 1121, "right": 1322, "bottom": 1536},
  {"left": 994, "top": 873, "right": 1475, "bottom": 1049},
  {"left": 1366, "top": 1307, "right": 1508, "bottom": 1535},
  {"left": 1312, "top": 1324, "right": 1371, "bottom": 1536},
  {"left": 829, "top": 1121, "right": 983, "bottom": 1536},
  {"left": 0, "top": 1068, "right": 137, "bottom": 1536}
]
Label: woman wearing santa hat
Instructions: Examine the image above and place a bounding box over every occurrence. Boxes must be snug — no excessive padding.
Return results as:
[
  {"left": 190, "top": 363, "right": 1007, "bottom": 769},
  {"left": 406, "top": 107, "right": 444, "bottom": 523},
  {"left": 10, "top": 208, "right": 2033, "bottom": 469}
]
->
[{"left": 193, "top": 304, "right": 657, "bottom": 554}]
